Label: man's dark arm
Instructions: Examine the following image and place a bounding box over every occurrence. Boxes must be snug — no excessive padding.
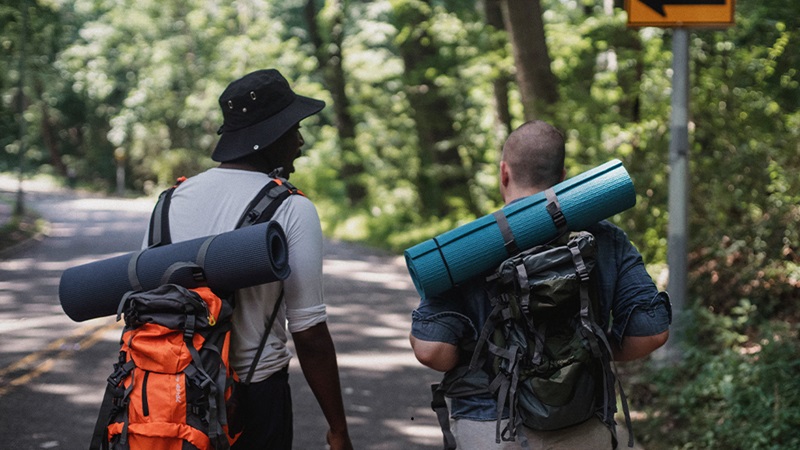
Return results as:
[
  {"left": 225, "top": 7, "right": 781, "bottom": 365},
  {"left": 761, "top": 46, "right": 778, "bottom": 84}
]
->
[{"left": 292, "top": 322, "right": 353, "bottom": 450}]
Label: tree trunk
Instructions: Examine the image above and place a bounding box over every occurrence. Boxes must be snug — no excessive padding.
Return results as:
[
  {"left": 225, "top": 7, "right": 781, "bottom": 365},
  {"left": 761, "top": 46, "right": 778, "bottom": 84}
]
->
[
  {"left": 392, "top": 0, "right": 476, "bottom": 218},
  {"left": 304, "top": 0, "right": 366, "bottom": 205},
  {"left": 501, "top": 0, "right": 559, "bottom": 120},
  {"left": 484, "top": 0, "right": 513, "bottom": 137},
  {"left": 34, "top": 79, "right": 68, "bottom": 177}
]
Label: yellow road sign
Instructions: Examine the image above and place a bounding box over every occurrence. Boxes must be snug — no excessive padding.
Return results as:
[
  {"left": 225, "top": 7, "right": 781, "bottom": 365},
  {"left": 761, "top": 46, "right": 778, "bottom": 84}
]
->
[{"left": 626, "top": 0, "right": 735, "bottom": 28}]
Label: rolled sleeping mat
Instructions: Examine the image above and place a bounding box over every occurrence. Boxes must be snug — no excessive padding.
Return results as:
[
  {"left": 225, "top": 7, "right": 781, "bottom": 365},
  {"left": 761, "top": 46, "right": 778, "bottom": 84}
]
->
[
  {"left": 59, "top": 220, "right": 291, "bottom": 322},
  {"left": 404, "top": 159, "right": 637, "bottom": 299}
]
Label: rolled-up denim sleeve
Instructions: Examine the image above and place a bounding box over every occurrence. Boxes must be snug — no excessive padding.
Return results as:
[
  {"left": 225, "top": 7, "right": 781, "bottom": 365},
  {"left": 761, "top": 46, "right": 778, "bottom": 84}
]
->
[
  {"left": 410, "top": 292, "right": 476, "bottom": 346},
  {"left": 595, "top": 223, "right": 672, "bottom": 343},
  {"left": 616, "top": 292, "right": 672, "bottom": 338},
  {"left": 411, "top": 310, "right": 474, "bottom": 345}
]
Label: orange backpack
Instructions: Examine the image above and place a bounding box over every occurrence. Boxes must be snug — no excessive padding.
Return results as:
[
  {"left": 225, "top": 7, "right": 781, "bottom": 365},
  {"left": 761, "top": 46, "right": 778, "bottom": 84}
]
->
[
  {"left": 90, "top": 176, "right": 299, "bottom": 450},
  {"left": 99, "top": 284, "right": 241, "bottom": 449}
]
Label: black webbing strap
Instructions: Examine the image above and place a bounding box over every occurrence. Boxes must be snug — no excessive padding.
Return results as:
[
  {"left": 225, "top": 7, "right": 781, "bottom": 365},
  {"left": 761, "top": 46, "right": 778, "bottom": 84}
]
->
[
  {"left": 148, "top": 177, "right": 186, "bottom": 247},
  {"left": 117, "top": 249, "right": 147, "bottom": 320},
  {"left": 468, "top": 302, "right": 504, "bottom": 371},
  {"left": 91, "top": 358, "right": 136, "bottom": 449},
  {"left": 493, "top": 210, "right": 520, "bottom": 256},
  {"left": 158, "top": 235, "right": 216, "bottom": 286},
  {"left": 243, "top": 289, "right": 285, "bottom": 385},
  {"left": 235, "top": 178, "right": 300, "bottom": 228},
  {"left": 544, "top": 188, "right": 568, "bottom": 237},
  {"left": 90, "top": 383, "right": 116, "bottom": 450},
  {"left": 568, "top": 241, "right": 602, "bottom": 358},
  {"left": 617, "top": 371, "right": 635, "bottom": 448},
  {"left": 195, "top": 234, "right": 216, "bottom": 269},
  {"left": 127, "top": 249, "right": 145, "bottom": 292},
  {"left": 430, "top": 384, "right": 458, "bottom": 450}
]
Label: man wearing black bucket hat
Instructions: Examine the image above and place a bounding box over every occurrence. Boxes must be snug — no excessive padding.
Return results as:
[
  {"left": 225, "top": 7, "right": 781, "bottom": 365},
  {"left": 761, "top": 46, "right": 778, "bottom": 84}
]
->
[
  {"left": 409, "top": 121, "right": 670, "bottom": 449},
  {"left": 152, "top": 69, "right": 352, "bottom": 449}
]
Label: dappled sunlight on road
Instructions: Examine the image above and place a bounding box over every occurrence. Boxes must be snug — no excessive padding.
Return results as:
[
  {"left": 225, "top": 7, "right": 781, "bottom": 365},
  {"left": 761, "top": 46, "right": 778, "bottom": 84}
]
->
[
  {"left": 336, "top": 351, "right": 421, "bottom": 370},
  {"left": 324, "top": 257, "right": 413, "bottom": 291},
  {"left": 287, "top": 240, "right": 444, "bottom": 448},
  {"left": 0, "top": 178, "right": 443, "bottom": 448},
  {"left": 0, "top": 186, "right": 153, "bottom": 445}
]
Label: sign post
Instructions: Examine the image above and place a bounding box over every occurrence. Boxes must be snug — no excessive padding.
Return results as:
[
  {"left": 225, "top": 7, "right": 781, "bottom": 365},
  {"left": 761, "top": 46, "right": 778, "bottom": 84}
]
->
[
  {"left": 625, "top": 1, "right": 734, "bottom": 362},
  {"left": 665, "top": 28, "right": 690, "bottom": 362}
]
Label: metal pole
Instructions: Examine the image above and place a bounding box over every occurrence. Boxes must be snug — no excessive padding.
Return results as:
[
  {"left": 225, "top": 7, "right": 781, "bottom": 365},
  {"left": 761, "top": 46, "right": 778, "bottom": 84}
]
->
[{"left": 664, "top": 28, "right": 690, "bottom": 362}]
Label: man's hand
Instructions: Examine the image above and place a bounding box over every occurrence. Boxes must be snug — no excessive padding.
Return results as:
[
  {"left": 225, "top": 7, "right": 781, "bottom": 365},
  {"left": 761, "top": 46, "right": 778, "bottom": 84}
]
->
[
  {"left": 293, "top": 323, "right": 352, "bottom": 449},
  {"left": 326, "top": 428, "right": 353, "bottom": 450}
]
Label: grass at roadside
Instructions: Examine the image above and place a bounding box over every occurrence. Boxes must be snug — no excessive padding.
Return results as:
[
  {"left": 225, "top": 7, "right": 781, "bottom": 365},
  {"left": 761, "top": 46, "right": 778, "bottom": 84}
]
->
[{"left": 0, "top": 195, "right": 46, "bottom": 254}]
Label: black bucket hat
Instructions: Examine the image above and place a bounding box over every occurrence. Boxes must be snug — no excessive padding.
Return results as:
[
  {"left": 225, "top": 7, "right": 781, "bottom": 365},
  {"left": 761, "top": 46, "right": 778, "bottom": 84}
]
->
[{"left": 212, "top": 69, "right": 325, "bottom": 163}]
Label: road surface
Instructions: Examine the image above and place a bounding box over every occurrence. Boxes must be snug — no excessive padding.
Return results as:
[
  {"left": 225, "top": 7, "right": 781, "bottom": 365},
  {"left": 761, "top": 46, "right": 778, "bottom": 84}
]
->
[{"left": 0, "top": 176, "right": 443, "bottom": 449}]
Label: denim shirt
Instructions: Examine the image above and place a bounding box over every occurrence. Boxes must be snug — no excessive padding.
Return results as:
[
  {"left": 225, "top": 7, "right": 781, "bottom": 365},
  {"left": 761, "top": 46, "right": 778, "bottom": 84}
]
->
[{"left": 410, "top": 220, "right": 672, "bottom": 420}]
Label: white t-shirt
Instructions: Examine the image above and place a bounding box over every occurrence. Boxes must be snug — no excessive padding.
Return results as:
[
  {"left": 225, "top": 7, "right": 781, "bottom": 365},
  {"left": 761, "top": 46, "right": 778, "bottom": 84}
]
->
[{"left": 143, "top": 168, "right": 327, "bottom": 382}]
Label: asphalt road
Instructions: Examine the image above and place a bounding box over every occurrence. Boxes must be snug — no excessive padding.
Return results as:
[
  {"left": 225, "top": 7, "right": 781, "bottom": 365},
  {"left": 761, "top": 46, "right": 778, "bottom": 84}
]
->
[{"left": 0, "top": 176, "right": 443, "bottom": 450}]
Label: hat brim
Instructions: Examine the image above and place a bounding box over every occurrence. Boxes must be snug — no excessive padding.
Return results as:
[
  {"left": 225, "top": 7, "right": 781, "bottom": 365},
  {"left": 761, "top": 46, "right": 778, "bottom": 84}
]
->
[{"left": 212, "top": 95, "right": 325, "bottom": 163}]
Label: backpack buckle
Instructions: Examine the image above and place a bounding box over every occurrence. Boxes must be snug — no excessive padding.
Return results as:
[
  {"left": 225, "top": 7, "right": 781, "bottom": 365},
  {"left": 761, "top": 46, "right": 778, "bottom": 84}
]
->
[
  {"left": 191, "top": 266, "right": 207, "bottom": 283},
  {"left": 108, "top": 360, "right": 134, "bottom": 387}
]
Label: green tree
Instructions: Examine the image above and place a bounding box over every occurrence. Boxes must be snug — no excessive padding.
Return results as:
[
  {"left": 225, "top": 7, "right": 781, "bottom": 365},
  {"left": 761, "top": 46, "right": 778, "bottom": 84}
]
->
[
  {"left": 390, "top": 0, "right": 478, "bottom": 218},
  {"left": 305, "top": 0, "right": 366, "bottom": 206},
  {"left": 501, "top": 0, "right": 559, "bottom": 120}
]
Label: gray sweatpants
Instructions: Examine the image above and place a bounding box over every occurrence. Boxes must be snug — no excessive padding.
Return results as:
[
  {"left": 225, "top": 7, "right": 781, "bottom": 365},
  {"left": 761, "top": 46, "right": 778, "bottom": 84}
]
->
[{"left": 451, "top": 417, "right": 616, "bottom": 450}]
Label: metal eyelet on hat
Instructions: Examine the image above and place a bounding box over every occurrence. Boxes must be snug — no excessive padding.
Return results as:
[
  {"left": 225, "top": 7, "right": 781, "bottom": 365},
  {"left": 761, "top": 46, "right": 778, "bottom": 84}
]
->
[
  {"left": 253, "top": 145, "right": 260, "bottom": 150},
  {"left": 243, "top": 107, "right": 248, "bottom": 113},
  {"left": 227, "top": 100, "right": 234, "bottom": 109},
  {"left": 251, "top": 91, "right": 257, "bottom": 100}
]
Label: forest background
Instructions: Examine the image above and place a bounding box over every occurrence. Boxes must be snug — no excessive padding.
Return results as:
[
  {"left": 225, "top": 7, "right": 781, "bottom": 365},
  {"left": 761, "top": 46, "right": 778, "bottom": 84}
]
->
[{"left": 2, "top": 0, "right": 799, "bottom": 448}]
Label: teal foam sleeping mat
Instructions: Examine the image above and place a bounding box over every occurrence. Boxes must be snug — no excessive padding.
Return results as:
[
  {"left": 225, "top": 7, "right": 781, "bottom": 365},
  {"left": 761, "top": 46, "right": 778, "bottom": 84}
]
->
[{"left": 404, "top": 159, "right": 637, "bottom": 299}]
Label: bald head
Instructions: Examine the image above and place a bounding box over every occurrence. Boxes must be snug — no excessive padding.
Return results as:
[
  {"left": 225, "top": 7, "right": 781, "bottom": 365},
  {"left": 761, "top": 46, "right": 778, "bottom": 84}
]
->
[{"left": 501, "top": 120, "right": 565, "bottom": 194}]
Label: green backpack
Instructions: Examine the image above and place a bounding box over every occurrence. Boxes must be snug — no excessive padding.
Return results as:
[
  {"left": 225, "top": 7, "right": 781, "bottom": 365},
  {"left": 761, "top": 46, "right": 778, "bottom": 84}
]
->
[{"left": 431, "top": 231, "right": 632, "bottom": 449}]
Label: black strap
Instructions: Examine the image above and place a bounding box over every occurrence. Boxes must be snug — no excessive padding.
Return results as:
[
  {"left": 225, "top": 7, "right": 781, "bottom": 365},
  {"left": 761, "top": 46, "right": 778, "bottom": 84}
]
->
[
  {"left": 243, "top": 289, "right": 285, "bottom": 385},
  {"left": 544, "top": 188, "right": 568, "bottom": 237},
  {"left": 617, "top": 371, "right": 635, "bottom": 448},
  {"left": 93, "top": 358, "right": 135, "bottom": 449},
  {"left": 157, "top": 235, "right": 216, "bottom": 286},
  {"left": 469, "top": 301, "right": 504, "bottom": 371},
  {"left": 430, "top": 384, "right": 458, "bottom": 450},
  {"left": 235, "top": 178, "right": 299, "bottom": 228},
  {"left": 493, "top": 210, "right": 520, "bottom": 256},
  {"left": 89, "top": 384, "right": 115, "bottom": 450},
  {"left": 127, "top": 249, "right": 145, "bottom": 292},
  {"left": 195, "top": 234, "right": 216, "bottom": 269},
  {"left": 148, "top": 178, "right": 186, "bottom": 247},
  {"left": 568, "top": 241, "right": 602, "bottom": 358},
  {"left": 148, "top": 176, "right": 295, "bottom": 246}
]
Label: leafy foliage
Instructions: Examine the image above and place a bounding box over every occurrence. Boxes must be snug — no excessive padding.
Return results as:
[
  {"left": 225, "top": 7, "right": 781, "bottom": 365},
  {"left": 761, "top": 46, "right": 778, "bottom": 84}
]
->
[
  {"left": 634, "top": 318, "right": 800, "bottom": 449},
  {"left": 2, "top": 1, "right": 800, "bottom": 445}
]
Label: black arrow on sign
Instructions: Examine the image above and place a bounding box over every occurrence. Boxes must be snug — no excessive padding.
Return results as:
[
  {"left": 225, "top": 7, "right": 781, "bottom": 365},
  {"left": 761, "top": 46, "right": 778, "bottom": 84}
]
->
[{"left": 641, "top": 0, "right": 726, "bottom": 17}]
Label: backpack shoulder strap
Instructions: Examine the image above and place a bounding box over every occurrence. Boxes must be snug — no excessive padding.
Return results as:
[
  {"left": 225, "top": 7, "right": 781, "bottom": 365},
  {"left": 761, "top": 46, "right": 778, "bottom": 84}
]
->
[
  {"left": 147, "top": 177, "right": 187, "bottom": 247},
  {"left": 148, "top": 175, "right": 302, "bottom": 247},
  {"left": 233, "top": 176, "right": 302, "bottom": 383},
  {"left": 235, "top": 177, "right": 303, "bottom": 228}
]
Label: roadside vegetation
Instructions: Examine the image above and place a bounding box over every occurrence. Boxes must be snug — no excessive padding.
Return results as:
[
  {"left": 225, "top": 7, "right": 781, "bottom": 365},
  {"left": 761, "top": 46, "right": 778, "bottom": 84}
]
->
[
  {"left": 0, "top": 195, "right": 45, "bottom": 253},
  {"left": 2, "top": 1, "right": 798, "bottom": 447}
]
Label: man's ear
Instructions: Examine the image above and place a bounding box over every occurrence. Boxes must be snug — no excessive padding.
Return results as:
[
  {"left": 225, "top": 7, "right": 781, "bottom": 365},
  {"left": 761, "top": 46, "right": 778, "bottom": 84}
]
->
[{"left": 500, "top": 160, "right": 511, "bottom": 188}]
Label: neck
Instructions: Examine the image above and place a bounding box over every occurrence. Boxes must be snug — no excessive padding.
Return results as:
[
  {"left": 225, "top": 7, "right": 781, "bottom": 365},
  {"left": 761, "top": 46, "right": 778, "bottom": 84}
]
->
[{"left": 503, "top": 186, "right": 547, "bottom": 205}]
